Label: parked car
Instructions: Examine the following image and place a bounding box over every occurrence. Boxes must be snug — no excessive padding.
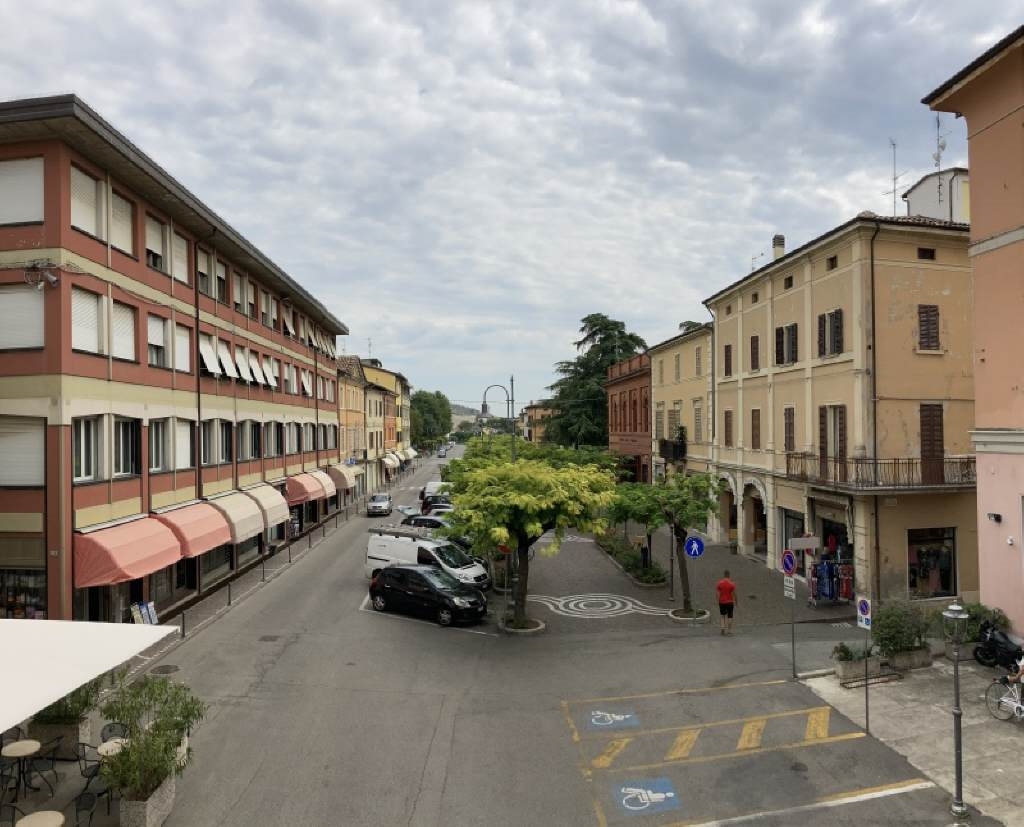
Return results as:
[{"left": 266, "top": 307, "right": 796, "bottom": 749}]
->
[
  {"left": 421, "top": 493, "right": 451, "bottom": 514},
  {"left": 369, "top": 565, "right": 487, "bottom": 626},
  {"left": 437, "top": 447, "right": 447, "bottom": 458},
  {"left": 402, "top": 515, "right": 448, "bottom": 529},
  {"left": 366, "top": 492, "right": 393, "bottom": 516},
  {"left": 396, "top": 505, "right": 420, "bottom": 517},
  {"left": 419, "top": 480, "right": 447, "bottom": 501},
  {"left": 365, "top": 528, "right": 490, "bottom": 589},
  {"left": 425, "top": 504, "right": 454, "bottom": 517}
]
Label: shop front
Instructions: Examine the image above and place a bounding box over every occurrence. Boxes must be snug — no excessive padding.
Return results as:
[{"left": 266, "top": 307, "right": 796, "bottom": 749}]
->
[
  {"left": 208, "top": 491, "right": 267, "bottom": 570},
  {"left": 778, "top": 508, "right": 808, "bottom": 578},
  {"left": 153, "top": 502, "right": 234, "bottom": 592},
  {"left": 242, "top": 482, "right": 290, "bottom": 552},
  {"left": 327, "top": 463, "right": 357, "bottom": 507},
  {"left": 307, "top": 470, "right": 338, "bottom": 519},
  {"left": 285, "top": 473, "right": 327, "bottom": 535},
  {"left": 0, "top": 537, "right": 47, "bottom": 619}
]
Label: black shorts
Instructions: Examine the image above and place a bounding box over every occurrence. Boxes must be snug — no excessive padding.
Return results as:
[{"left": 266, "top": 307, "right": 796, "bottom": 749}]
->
[{"left": 719, "top": 602, "right": 734, "bottom": 618}]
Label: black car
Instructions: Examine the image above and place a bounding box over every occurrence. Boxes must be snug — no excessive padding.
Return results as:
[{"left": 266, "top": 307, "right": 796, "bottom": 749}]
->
[
  {"left": 401, "top": 515, "right": 448, "bottom": 529},
  {"left": 369, "top": 565, "right": 487, "bottom": 626}
]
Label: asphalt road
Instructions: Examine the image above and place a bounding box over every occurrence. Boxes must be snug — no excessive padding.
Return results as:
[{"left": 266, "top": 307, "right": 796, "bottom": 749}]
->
[{"left": 157, "top": 447, "right": 999, "bottom": 827}]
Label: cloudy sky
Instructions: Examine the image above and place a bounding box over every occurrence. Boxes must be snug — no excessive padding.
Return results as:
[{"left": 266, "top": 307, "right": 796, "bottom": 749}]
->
[{"left": 1, "top": 1, "right": 1020, "bottom": 411}]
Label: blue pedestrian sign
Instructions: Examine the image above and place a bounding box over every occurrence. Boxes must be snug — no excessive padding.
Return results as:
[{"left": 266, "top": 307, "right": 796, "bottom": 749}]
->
[
  {"left": 781, "top": 549, "right": 797, "bottom": 576},
  {"left": 615, "top": 778, "right": 679, "bottom": 815},
  {"left": 683, "top": 537, "right": 705, "bottom": 558}
]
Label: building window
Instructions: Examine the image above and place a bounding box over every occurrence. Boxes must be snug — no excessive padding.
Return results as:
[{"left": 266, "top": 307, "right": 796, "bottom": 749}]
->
[
  {"left": 175, "top": 419, "right": 195, "bottom": 470},
  {"left": 71, "top": 287, "right": 102, "bottom": 354},
  {"left": 751, "top": 292, "right": 758, "bottom": 305},
  {"left": 271, "top": 298, "right": 279, "bottom": 329},
  {"left": 784, "top": 275, "right": 793, "bottom": 290},
  {"left": 0, "top": 157, "right": 44, "bottom": 225},
  {"left": 250, "top": 420, "right": 262, "bottom": 459},
  {"left": 750, "top": 409, "right": 761, "bottom": 450},
  {"left": 775, "top": 324, "right": 798, "bottom": 365},
  {"left": 723, "top": 344, "right": 733, "bottom": 377},
  {"left": 261, "top": 291, "right": 271, "bottom": 327},
  {"left": 917, "top": 247, "right": 936, "bottom": 261},
  {"left": 174, "top": 325, "right": 191, "bottom": 373},
  {"left": 147, "top": 315, "right": 169, "bottom": 367},
  {"left": 247, "top": 281, "right": 257, "bottom": 319},
  {"left": 111, "top": 302, "right": 136, "bottom": 361},
  {"left": 286, "top": 423, "right": 300, "bottom": 454},
  {"left": 723, "top": 410, "right": 733, "bottom": 448},
  {"left": 318, "top": 424, "right": 327, "bottom": 450},
  {"left": 673, "top": 353, "right": 680, "bottom": 381},
  {"left": 72, "top": 416, "right": 100, "bottom": 482},
  {"left": 695, "top": 346, "right": 702, "bottom": 376},
  {"left": 693, "top": 401, "right": 702, "bottom": 444},
  {"left": 907, "top": 527, "right": 956, "bottom": 599},
  {"left": 750, "top": 335, "right": 760, "bottom": 371},
  {"left": 215, "top": 261, "right": 228, "bottom": 305},
  {"left": 918, "top": 304, "right": 940, "bottom": 350},
  {"left": 196, "top": 249, "right": 211, "bottom": 296},
  {"left": 149, "top": 418, "right": 169, "bottom": 472},
  {"left": 817, "top": 309, "right": 844, "bottom": 357},
  {"left": 784, "top": 407, "right": 795, "bottom": 453},
  {"left": 145, "top": 216, "right": 167, "bottom": 271},
  {"left": 264, "top": 422, "right": 279, "bottom": 457},
  {"left": 654, "top": 406, "right": 664, "bottom": 440},
  {"left": 658, "top": 359, "right": 664, "bottom": 385},
  {"left": 113, "top": 417, "right": 141, "bottom": 477},
  {"left": 110, "top": 191, "right": 134, "bottom": 254},
  {"left": 70, "top": 165, "right": 104, "bottom": 238},
  {"left": 818, "top": 405, "right": 847, "bottom": 468},
  {"left": 303, "top": 423, "right": 315, "bottom": 451},
  {"left": 219, "top": 421, "right": 233, "bottom": 464},
  {"left": 172, "top": 234, "right": 189, "bottom": 284},
  {"left": 200, "top": 420, "right": 215, "bottom": 466},
  {"left": 0, "top": 285, "right": 44, "bottom": 349},
  {"left": 725, "top": 304, "right": 732, "bottom": 316},
  {"left": 826, "top": 255, "right": 838, "bottom": 271},
  {"left": 667, "top": 404, "right": 680, "bottom": 439}
]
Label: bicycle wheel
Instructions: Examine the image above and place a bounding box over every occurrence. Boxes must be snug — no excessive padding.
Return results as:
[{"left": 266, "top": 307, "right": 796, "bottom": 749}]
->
[{"left": 986, "top": 682, "right": 1014, "bottom": 720}]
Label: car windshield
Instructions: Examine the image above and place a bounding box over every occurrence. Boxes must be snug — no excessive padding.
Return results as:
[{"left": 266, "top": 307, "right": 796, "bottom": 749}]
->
[
  {"left": 370, "top": 494, "right": 388, "bottom": 502},
  {"left": 433, "top": 543, "right": 474, "bottom": 569},
  {"left": 420, "top": 567, "right": 461, "bottom": 590}
]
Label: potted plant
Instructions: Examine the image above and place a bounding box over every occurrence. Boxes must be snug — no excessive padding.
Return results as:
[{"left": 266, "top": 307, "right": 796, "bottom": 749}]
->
[
  {"left": 872, "top": 601, "right": 932, "bottom": 671},
  {"left": 29, "top": 676, "right": 102, "bottom": 760},
  {"left": 832, "top": 640, "right": 881, "bottom": 681},
  {"left": 100, "top": 675, "right": 206, "bottom": 827},
  {"left": 933, "top": 602, "right": 1011, "bottom": 661}
]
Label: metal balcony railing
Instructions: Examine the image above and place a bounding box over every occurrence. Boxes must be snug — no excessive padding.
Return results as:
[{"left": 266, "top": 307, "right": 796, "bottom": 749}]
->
[{"left": 785, "top": 453, "right": 976, "bottom": 490}]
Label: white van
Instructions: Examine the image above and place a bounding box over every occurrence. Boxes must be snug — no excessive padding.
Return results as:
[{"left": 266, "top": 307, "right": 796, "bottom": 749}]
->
[{"left": 365, "top": 526, "right": 490, "bottom": 589}]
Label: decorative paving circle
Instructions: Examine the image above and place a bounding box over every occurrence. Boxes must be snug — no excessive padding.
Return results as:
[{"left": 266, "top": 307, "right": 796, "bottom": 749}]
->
[{"left": 527, "top": 593, "right": 671, "bottom": 618}]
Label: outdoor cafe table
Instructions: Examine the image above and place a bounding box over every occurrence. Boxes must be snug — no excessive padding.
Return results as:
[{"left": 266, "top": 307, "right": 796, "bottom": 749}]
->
[
  {"left": 16, "top": 811, "right": 64, "bottom": 826},
  {"left": 1, "top": 739, "right": 40, "bottom": 801}
]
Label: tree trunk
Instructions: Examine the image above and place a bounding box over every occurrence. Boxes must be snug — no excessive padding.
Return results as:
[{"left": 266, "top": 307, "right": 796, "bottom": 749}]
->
[
  {"left": 513, "top": 532, "right": 531, "bottom": 626},
  {"left": 674, "top": 527, "right": 694, "bottom": 613},
  {"left": 644, "top": 531, "right": 653, "bottom": 568}
]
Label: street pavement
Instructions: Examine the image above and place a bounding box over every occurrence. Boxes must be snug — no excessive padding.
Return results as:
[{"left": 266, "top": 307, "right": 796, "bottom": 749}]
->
[{"left": 14, "top": 448, "right": 1013, "bottom": 826}]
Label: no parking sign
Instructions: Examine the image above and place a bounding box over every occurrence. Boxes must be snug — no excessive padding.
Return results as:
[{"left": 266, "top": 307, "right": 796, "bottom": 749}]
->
[{"left": 857, "top": 596, "right": 872, "bottom": 630}]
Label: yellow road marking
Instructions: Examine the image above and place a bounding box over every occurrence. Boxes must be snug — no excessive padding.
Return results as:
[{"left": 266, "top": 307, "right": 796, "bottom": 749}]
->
[
  {"left": 665, "top": 728, "right": 701, "bottom": 761},
  {"left": 576, "top": 705, "right": 829, "bottom": 742},
  {"left": 569, "top": 678, "right": 788, "bottom": 705},
  {"left": 560, "top": 700, "right": 581, "bottom": 744},
  {"left": 736, "top": 718, "right": 766, "bottom": 750},
  {"left": 593, "top": 798, "right": 608, "bottom": 827},
  {"left": 591, "top": 738, "right": 633, "bottom": 769},
  {"left": 804, "top": 707, "right": 830, "bottom": 740},
  {"left": 611, "top": 731, "right": 866, "bottom": 773}
]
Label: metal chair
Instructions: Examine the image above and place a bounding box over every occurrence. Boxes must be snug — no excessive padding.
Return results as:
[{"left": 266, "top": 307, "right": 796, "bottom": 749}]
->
[
  {"left": 0, "top": 728, "right": 23, "bottom": 749},
  {"left": 0, "top": 763, "right": 15, "bottom": 806},
  {"left": 0, "top": 802, "right": 25, "bottom": 827},
  {"left": 71, "top": 790, "right": 97, "bottom": 827},
  {"left": 75, "top": 742, "right": 100, "bottom": 785},
  {"left": 99, "top": 723, "right": 128, "bottom": 743},
  {"left": 26, "top": 735, "right": 63, "bottom": 796}
]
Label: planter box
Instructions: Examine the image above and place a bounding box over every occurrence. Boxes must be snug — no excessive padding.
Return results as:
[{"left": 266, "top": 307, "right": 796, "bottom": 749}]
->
[
  {"left": 887, "top": 648, "right": 933, "bottom": 671},
  {"left": 28, "top": 718, "right": 90, "bottom": 761},
  {"left": 834, "top": 656, "right": 883, "bottom": 682},
  {"left": 120, "top": 774, "right": 176, "bottom": 827}
]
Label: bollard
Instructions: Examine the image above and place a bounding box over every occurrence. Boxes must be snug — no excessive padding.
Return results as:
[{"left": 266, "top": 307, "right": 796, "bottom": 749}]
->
[
  {"left": 180, "top": 611, "right": 186, "bottom": 638},
  {"left": 308, "top": 531, "right": 312, "bottom": 549},
  {"left": 288, "top": 544, "right": 292, "bottom": 563},
  {"left": 261, "top": 558, "right": 266, "bottom": 582},
  {"left": 227, "top": 581, "right": 232, "bottom": 606}
]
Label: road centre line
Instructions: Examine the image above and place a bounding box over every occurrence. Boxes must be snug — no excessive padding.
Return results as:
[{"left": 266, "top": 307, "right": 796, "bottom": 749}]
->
[
  {"left": 607, "top": 731, "right": 866, "bottom": 773},
  {"left": 576, "top": 705, "right": 830, "bottom": 742},
  {"left": 569, "top": 678, "right": 789, "bottom": 706},
  {"left": 660, "top": 778, "right": 934, "bottom": 827}
]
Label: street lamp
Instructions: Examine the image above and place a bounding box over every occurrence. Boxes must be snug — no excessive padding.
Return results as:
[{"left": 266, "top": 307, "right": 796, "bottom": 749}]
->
[
  {"left": 481, "top": 376, "right": 516, "bottom": 461},
  {"left": 942, "top": 601, "right": 970, "bottom": 825}
]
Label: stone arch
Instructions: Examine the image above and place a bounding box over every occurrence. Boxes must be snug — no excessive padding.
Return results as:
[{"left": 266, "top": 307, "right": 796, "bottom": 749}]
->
[
  {"left": 718, "top": 471, "right": 738, "bottom": 498},
  {"left": 742, "top": 477, "right": 768, "bottom": 513}
]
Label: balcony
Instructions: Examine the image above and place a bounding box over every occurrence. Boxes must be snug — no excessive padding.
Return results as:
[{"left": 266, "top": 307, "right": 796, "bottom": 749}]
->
[
  {"left": 785, "top": 453, "right": 976, "bottom": 491},
  {"left": 659, "top": 439, "right": 687, "bottom": 462}
]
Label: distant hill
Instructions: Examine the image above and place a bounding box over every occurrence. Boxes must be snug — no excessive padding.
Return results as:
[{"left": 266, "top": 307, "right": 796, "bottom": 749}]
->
[{"left": 451, "top": 403, "right": 479, "bottom": 417}]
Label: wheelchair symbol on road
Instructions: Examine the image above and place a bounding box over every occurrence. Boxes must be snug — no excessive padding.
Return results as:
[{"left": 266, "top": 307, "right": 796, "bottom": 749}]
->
[
  {"left": 589, "top": 709, "right": 639, "bottom": 729},
  {"left": 616, "top": 778, "right": 679, "bottom": 815}
]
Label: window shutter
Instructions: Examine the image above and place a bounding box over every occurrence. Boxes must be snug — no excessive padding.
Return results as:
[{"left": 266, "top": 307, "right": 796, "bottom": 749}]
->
[
  {"left": 0, "top": 417, "right": 44, "bottom": 485},
  {"left": 175, "top": 325, "right": 190, "bottom": 372},
  {"left": 248, "top": 351, "right": 266, "bottom": 384},
  {"left": 0, "top": 157, "right": 44, "bottom": 224},
  {"left": 918, "top": 305, "right": 939, "bottom": 349},
  {"left": 71, "top": 288, "right": 100, "bottom": 353},
  {"left": 784, "top": 408, "right": 794, "bottom": 452},
  {"left": 198, "top": 334, "right": 221, "bottom": 376},
  {"left": 263, "top": 356, "right": 278, "bottom": 388},
  {"left": 724, "top": 344, "right": 732, "bottom": 376},
  {"left": 0, "top": 286, "right": 43, "bottom": 349},
  {"left": 724, "top": 410, "right": 733, "bottom": 447},
  {"left": 817, "top": 314, "right": 826, "bottom": 357},
  {"left": 233, "top": 274, "right": 242, "bottom": 309},
  {"left": 175, "top": 420, "right": 193, "bottom": 469},
  {"left": 751, "top": 409, "right": 760, "bottom": 449},
  {"left": 837, "top": 405, "right": 847, "bottom": 459},
  {"left": 695, "top": 346, "right": 701, "bottom": 375},
  {"left": 831, "top": 309, "right": 843, "bottom": 354},
  {"left": 750, "top": 336, "right": 759, "bottom": 371},
  {"left": 775, "top": 327, "right": 784, "bottom": 364},
  {"left": 234, "top": 346, "right": 254, "bottom": 382},
  {"left": 145, "top": 217, "right": 164, "bottom": 256},
  {"left": 818, "top": 406, "right": 828, "bottom": 462},
  {"left": 787, "top": 324, "right": 798, "bottom": 363},
  {"left": 147, "top": 315, "right": 166, "bottom": 347},
  {"left": 217, "top": 340, "right": 240, "bottom": 378},
  {"left": 111, "top": 302, "right": 136, "bottom": 360},
  {"left": 71, "top": 166, "right": 101, "bottom": 236},
  {"left": 172, "top": 234, "right": 188, "bottom": 283},
  {"left": 110, "top": 192, "right": 133, "bottom": 253}
]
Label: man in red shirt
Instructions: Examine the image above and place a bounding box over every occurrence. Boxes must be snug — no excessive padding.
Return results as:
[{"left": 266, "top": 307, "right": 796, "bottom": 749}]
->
[{"left": 716, "top": 570, "right": 738, "bottom": 635}]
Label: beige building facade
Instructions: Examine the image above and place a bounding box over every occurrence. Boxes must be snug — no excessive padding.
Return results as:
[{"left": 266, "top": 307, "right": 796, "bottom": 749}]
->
[{"left": 704, "top": 217, "right": 977, "bottom": 604}]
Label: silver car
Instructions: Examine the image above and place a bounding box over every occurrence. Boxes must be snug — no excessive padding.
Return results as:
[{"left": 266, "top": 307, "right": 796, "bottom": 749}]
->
[{"left": 366, "top": 493, "right": 393, "bottom": 516}]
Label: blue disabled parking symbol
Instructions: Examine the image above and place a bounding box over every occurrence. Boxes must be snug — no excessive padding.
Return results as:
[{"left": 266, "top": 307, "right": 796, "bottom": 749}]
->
[
  {"left": 684, "top": 537, "right": 705, "bottom": 558},
  {"left": 615, "top": 777, "right": 680, "bottom": 815}
]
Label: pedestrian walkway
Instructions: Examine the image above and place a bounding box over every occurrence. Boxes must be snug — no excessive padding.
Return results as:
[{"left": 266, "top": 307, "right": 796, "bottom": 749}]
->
[{"left": 806, "top": 659, "right": 1021, "bottom": 826}]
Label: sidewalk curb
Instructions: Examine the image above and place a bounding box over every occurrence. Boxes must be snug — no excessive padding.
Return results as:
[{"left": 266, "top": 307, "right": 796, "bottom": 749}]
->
[
  {"left": 668, "top": 608, "right": 711, "bottom": 624},
  {"left": 796, "top": 667, "right": 835, "bottom": 679},
  {"left": 498, "top": 617, "right": 547, "bottom": 635}
]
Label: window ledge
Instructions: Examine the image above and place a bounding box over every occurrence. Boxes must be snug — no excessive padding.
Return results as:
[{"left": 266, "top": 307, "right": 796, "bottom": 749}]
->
[
  {"left": 0, "top": 346, "right": 44, "bottom": 353},
  {"left": 111, "top": 246, "right": 138, "bottom": 261},
  {"left": 915, "top": 348, "right": 945, "bottom": 356},
  {"left": 0, "top": 220, "right": 44, "bottom": 228},
  {"left": 71, "top": 347, "right": 104, "bottom": 357}
]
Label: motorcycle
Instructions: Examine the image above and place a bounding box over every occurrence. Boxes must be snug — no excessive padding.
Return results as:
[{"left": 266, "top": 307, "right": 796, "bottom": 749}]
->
[{"left": 974, "top": 620, "right": 1023, "bottom": 669}]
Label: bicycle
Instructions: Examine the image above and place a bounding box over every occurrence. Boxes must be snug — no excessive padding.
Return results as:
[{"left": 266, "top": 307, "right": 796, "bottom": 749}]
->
[{"left": 985, "top": 677, "right": 1024, "bottom": 721}]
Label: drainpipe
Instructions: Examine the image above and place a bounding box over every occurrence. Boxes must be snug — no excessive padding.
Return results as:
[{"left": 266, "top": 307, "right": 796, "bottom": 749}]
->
[
  {"left": 869, "top": 220, "right": 882, "bottom": 602},
  {"left": 194, "top": 229, "right": 217, "bottom": 502},
  {"left": 313, "top": 342, "right": 320, "bottom": 469}
]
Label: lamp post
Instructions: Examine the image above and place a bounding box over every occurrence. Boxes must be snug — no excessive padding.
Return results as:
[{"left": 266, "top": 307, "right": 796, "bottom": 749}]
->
[
  {"left": 481, "top": 376, "right": 516, "bottom": 461},
  {"left": 942, "top": 601, "right": 970, "bottom": 825}
]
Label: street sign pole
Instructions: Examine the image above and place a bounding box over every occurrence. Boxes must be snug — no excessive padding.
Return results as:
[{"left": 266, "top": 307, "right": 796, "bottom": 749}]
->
[
  {"left": 781, "top": 548, "right": 798, "bottom": 678},
  {"left": 857, "top": 596, "right": 872, "bottom": 735},
  {"left": 668, "top": 532, "right": 675, "bottom": 602},
  {"left": 791, "top": 597, "right": 797, "bottom": 679}
]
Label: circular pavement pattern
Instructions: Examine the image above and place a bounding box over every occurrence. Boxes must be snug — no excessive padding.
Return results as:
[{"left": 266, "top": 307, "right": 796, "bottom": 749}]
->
[{"left": 527, "top": 593, "right": 671, "bottom": 618}]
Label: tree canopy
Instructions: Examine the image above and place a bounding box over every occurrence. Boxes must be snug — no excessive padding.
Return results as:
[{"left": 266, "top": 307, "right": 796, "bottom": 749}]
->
[
  {"left": 410, "top": 390, "right": 453, "bottom": 445},
  {"left": 544, "top": 313, "right": 647, "bottom": 447}
]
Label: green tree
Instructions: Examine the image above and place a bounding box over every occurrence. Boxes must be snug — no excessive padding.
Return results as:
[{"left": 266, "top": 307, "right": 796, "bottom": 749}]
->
[
  {"left": 613, "top": 482, "right": 666, "bottom": 568},
  {"left": 545, "top": 313, "right": 647, "bottom": 447},
  {"left": 443, "top": 438, "right": 616, "bottom": 627},
  {"left": 651, "top": 473, "right": 722, "bottom": 614},
  {"left": 411, "top": 390, "right": 453, "bottom": 445}
]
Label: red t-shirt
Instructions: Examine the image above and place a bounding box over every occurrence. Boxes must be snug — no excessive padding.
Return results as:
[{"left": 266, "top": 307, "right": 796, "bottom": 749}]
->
[{"left": 716, "top": 578, "right": 736, "bottom": 605}]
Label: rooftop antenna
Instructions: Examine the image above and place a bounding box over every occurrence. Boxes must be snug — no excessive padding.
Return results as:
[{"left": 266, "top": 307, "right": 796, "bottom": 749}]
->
[
  {"left": 882, "top": 137, "right": 909, "bottom": 216},
  {"left": 932, "top": 114, "right": 948, "bottom": 206},
  {"left": 751, "top": 251, "right": 765, "bottom": 272}
]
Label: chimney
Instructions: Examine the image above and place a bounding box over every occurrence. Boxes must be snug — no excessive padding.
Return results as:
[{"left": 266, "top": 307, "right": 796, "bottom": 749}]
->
[{"left": 772, "top": 234, "right": 785, "bottom": 260}]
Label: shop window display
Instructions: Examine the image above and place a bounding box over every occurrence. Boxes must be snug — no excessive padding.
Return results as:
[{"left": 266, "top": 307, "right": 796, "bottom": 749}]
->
[
  {"left": 1, "top": 569, "right": 47, "bottom": 618},
  {"left": 907, "top": 527, "right": 956, "bottom": 599}
]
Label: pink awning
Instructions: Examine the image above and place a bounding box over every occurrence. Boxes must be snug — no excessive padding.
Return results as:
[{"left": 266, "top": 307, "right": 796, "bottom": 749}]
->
[
  {"left": 153, "top": 503, "right": 232, "bottom": 559},
  {"left": 286, "top": 473, "right": 326, "bottom": 505},
  {"left": 74, "top": 518, "right": 182, "bottom": 588}
]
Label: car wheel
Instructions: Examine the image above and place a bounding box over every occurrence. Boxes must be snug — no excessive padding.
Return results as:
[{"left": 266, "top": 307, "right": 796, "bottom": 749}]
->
[
  {"left": 372, "top": 594, "right": 387, "bottom": 612},
  {"left": 437, "top": 607, "right": 453, "bottom": 626}
]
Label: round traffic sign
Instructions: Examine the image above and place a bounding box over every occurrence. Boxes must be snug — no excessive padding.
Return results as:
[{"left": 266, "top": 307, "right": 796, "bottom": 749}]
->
[
  {"left": 683, "top": 537, "right": 705, "bottom": 558},
  {"left": 781, "top": 549, "right": 796, "bottom": 576},
  {"left": 858, "top": 598, "right": 870, "bottom": 616}
]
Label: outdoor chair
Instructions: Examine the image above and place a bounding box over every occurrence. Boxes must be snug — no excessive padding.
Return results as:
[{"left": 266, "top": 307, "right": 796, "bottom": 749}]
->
[
  {"left": 0, "top": 802, "right": 25, "bottom": 827},
  {"left": 0, "top": 764, "right": 15, "bottom": 806},
  {"left": 99, "top": 722, "right": 128, "bottom": 743},
  {"left": 75, "top": 742, "right": 100, "bottom": 785},
  {"left": 0, "top": 728, "right": 23, "bottom": 749},
  {"left": 26, "top": 735, "right": 63, "bottom": 796},
  {"left": 71, "top": 790, "right": 97, "bottom": 827}
]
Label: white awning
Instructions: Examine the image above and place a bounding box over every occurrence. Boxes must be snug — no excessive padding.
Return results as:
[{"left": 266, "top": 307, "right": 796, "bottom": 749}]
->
[
  {"left": 382, "top": 454, "right": 399, "bottom": 469},
  {"left": 206, "top": 491, "right": 265, "bottom": 543},
  {"left": 0, "top": 619, "right": 176, "bottom": 733},
  {"left": 405, "top": 448, "right": 418, "bottom": 459},
  {"left": 307, "top": 469, "right": 337, "bottom": 499},
  {"left": 241, "top": 483, "right": 289, "bottom": 527},
  {"left": 198, "top": 338, "right": 221, "bottom": 376},
  {"left": 217, "top": 341, "right": 239, "bottom": 379}
]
